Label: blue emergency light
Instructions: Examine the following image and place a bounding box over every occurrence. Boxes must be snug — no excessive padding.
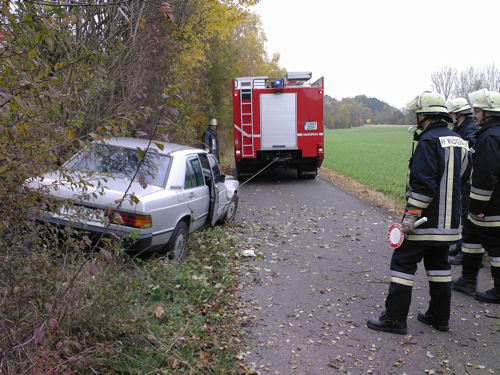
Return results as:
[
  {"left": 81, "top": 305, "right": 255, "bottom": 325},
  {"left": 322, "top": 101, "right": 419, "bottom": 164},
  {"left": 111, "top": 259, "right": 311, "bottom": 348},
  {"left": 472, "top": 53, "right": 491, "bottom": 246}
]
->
[{"left": 273, "top": 78, "right": 284, "bottom": 88}]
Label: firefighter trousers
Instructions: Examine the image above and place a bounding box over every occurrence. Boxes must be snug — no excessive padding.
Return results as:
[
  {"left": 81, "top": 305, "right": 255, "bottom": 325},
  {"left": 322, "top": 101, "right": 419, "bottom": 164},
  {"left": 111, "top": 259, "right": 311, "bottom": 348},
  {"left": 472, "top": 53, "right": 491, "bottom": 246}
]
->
[
  {"left": 461, "top": 220, "right": 500, "bottom": 290},
  {"left": 385, "top": 241, "right": 451, "bottom": 322}
]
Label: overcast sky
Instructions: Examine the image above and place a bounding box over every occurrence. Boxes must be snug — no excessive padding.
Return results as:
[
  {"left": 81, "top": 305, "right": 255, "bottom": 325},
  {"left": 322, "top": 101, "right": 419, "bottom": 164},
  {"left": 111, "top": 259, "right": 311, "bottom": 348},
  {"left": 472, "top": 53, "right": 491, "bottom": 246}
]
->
[{"left": 251, "top": 0, "right": 500, "bottom": 109}]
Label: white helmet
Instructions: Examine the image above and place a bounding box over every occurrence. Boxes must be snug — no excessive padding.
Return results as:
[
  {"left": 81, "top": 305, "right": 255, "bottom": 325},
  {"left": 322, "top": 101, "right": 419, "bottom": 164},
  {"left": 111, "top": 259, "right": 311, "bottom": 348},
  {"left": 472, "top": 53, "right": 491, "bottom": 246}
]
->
[
  {"left": 446, "top": 97, "right": 472, "bottom": 115},
  {"left": 468, "top": 89, "right": 500, "bottom": 114},
  {"left": 209, "top": 118, "right": 218, "bottom": 126},
  {"left": 406, "top": 91, "right": 450, "bottom": 117}
]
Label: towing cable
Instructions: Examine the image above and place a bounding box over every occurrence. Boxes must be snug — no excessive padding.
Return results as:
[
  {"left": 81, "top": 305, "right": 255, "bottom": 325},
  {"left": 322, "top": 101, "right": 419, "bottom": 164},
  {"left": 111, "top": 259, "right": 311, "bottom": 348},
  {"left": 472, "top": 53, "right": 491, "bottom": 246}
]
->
[{"left": 238, "top": 156, "right": 290, "bottom": 187}]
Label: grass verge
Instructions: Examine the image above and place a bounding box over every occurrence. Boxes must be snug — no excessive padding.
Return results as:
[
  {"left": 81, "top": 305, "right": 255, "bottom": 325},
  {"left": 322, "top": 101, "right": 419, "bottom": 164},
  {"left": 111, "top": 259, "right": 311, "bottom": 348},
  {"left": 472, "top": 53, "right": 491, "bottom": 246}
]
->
[{"left": 1, "top": 225, "right": 244, "bottom": 374}]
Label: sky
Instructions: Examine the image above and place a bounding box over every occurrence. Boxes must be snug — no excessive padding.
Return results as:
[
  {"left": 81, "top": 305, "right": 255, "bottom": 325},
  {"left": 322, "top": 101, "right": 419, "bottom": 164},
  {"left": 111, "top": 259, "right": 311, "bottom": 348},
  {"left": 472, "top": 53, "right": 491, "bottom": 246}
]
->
[{"left": 251, "top": 0, "right": 500, "bottom": 109}]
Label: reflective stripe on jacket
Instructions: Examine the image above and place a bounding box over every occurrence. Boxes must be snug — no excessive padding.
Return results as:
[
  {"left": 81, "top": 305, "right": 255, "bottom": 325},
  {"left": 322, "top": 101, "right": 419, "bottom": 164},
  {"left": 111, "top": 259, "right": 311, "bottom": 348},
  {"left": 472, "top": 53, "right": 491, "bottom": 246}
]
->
[{"left": 405, "top": 121, "right": 471, "bottom": 244}]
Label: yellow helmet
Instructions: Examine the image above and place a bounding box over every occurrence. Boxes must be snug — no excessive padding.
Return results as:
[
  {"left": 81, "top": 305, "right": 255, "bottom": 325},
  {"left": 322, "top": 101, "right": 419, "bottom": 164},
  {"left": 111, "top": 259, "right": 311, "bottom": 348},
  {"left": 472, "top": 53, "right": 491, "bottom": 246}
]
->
[
  {"left": 446, "top": 97, "right": 472, "bottom": 114},
  {"left": 406, "top": 91, "right": 449, "bottom": 116},
  {"left": 468, "top": 89, "right": 500, "bottom": 114}
]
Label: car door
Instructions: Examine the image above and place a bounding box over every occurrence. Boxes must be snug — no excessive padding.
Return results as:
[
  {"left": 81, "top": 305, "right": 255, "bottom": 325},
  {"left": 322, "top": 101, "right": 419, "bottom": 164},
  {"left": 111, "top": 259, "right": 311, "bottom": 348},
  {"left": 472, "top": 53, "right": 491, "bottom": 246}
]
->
[
  {"left": 207, "top": 154, "right": 228, "bottom": 225},
  {"left": 198, "top": 153, "right": 216, "bottom": 227},
  {"left": 184, "top": 156, "right": 209, "bottom": 231}
]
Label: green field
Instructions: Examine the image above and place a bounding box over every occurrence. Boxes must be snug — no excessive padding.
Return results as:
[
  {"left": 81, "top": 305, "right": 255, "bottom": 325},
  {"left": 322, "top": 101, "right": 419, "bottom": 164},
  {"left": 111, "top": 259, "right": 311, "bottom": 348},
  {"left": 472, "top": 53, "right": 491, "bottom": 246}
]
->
[{"left": 323, "top": 126, "right": 416, "bottom": 203}]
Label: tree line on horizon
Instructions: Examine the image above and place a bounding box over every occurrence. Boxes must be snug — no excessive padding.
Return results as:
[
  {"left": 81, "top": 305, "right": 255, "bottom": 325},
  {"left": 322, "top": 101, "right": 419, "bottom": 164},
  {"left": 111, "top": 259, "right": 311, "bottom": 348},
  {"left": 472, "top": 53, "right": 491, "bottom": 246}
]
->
[{"left": 324, "top": 94, "right": 411, "bottom": 129}]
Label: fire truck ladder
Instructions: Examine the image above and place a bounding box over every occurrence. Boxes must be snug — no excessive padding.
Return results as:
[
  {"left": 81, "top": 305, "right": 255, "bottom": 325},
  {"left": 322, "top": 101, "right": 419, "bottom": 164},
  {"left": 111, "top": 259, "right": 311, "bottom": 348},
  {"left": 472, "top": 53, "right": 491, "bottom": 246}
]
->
[{"left": 240, "top": 86, "right": 254, "bottom": 157}]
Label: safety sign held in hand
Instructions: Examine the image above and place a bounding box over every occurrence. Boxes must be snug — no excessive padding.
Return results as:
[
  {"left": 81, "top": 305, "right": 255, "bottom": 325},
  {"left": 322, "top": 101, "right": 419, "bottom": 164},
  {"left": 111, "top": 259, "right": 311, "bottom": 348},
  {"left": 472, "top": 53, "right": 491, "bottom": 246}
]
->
[{"left": 387, "top": 217, "right": 428, "bottom": 248}]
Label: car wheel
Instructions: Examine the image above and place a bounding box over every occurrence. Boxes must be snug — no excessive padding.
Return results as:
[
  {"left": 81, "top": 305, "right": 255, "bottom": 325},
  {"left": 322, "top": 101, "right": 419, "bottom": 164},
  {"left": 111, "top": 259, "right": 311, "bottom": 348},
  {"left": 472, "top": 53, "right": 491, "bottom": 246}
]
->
[
  {"left": 166, "top": 221, "right": 189, "bottom": 260},
  {"left": 222, "top": 195, "right": 238, "bottom": 223}
]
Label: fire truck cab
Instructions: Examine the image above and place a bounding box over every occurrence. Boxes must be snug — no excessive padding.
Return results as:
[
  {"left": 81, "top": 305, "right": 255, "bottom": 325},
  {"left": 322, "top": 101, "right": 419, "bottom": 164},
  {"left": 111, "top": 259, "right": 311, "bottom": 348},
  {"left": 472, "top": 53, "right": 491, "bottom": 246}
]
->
[{"left": 232, "top": 71, "right": 324, "bottom": 179}]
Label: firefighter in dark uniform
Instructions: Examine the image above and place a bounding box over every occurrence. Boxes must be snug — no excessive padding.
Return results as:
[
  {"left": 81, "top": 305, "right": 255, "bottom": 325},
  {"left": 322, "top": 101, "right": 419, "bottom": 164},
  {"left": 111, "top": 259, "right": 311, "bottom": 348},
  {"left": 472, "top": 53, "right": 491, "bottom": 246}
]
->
[
  {"left": 367, "top": 91, "right": 471, "bottom": 334},
  {"left": 202, "top": 118, "right": 219, "bottom": 161},
  {"left": 452, "top": 88, "right": 500, "bottom": 304},
  {"left": 445, "top": 98, "right": 479, "bottom": 265}
]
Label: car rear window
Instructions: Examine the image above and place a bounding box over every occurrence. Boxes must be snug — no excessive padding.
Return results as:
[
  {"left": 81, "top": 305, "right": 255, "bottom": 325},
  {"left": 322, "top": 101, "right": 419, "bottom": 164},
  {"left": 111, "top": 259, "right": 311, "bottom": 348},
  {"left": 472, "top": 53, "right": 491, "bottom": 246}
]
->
[{"left": 65, "top": 144, "right": 171, "bottom": 187}]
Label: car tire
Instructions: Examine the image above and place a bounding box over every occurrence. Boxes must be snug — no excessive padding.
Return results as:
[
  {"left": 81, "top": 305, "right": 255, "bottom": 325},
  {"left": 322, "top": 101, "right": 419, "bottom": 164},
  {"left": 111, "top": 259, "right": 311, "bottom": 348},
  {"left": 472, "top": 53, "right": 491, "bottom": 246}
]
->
[
  {"left": 222, "top": 195, "right": 238, "bottom": 223},
  {"left": 166, "top": 220, "right": 189, "bottom": 260}
]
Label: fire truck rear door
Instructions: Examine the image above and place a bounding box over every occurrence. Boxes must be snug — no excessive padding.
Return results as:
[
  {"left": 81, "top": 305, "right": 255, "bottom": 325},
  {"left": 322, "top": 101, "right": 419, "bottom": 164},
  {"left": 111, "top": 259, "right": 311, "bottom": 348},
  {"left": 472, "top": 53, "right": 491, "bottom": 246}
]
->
[{"left": 260, "top": 93, "right": 297, "bottom": 150}]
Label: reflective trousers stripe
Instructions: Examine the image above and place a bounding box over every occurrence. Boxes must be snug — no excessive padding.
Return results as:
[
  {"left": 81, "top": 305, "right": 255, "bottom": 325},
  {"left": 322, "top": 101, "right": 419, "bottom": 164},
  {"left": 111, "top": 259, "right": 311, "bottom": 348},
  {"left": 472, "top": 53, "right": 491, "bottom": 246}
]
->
[
  {"left": 390, "top": 276, "right": 414, "bottom": 287},
  {"left": 490, "top": 256, "right": 500, "bottom": 267},
  {"left": 427, "top": 269, "right": 451, "bottom": 282},
  {"left": 427, "top": 275, "right": 452, "bottom": 282},
  {"left": 462, "top": 243, "right": 485, "bottom": 254}
]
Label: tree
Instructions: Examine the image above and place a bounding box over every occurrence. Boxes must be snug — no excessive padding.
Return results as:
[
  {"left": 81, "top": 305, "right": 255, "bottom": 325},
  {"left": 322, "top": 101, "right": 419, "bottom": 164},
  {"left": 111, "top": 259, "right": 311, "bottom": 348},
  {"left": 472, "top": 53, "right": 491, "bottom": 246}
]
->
[
  {"left": 431, "top": 66, "right": 457, "bottom": 100},
  {"left": 454, "top": 66, "right": 482, "bottom": 98},
  {"left": 482, "top": 64, "right": 500, "bottom": 91},
  {"left": 431, "top": 64, "right": 500, "bottom": 99},
  {"left": 336, "top": 105, "right": 351, "bottom": 128},
  {"left": 0, "top": 1, "right": 275, "bottom": 372}
]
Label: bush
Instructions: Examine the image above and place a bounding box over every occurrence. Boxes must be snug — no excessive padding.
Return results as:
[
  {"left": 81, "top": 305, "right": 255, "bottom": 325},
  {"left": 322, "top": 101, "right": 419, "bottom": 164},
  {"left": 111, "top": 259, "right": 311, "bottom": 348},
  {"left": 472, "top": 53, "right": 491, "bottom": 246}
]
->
[{"left": 0, "top": 224, "right": 242, "bottom": 374}]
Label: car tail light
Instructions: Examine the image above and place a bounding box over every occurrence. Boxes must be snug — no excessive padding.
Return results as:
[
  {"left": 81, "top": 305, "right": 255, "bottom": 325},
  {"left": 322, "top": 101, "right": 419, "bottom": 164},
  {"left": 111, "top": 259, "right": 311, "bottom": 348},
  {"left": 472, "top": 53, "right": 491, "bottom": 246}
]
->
[
  {"left": 235, "top": 147, "right": 242, "bottom": 161},
  {"left": 114, "top": 212, "right": 152, "bottom": 229}
]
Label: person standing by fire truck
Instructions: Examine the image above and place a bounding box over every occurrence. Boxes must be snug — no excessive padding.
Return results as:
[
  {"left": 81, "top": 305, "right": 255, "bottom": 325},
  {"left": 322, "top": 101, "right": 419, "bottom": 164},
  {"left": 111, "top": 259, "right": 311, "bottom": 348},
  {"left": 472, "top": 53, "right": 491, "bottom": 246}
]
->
[
  {"left": 446, "top": 98, "right": 479, "bottom": 265},
  {"left": 452, "top": 89, "right": 500, "bottom": 304},
  {"left": 202, "top": 118, "right": 219, "bottom": 161},
  {"left": 367, "top": 91, "right": 470, "bottom": 334}
]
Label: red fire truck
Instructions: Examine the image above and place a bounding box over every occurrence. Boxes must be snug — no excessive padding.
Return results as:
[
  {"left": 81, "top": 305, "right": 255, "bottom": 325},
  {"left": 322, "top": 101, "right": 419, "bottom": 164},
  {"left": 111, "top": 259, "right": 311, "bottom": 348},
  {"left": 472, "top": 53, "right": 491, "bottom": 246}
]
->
[{"left": 232, "top": 71, "right": 324, "bottom": 179}]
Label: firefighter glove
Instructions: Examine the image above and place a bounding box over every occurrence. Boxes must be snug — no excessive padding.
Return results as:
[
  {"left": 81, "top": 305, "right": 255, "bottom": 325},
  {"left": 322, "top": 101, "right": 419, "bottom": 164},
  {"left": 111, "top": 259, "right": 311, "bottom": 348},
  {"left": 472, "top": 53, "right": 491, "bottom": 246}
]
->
[{"left": 402, "top": 209, "right": 422, "bottom": 235}]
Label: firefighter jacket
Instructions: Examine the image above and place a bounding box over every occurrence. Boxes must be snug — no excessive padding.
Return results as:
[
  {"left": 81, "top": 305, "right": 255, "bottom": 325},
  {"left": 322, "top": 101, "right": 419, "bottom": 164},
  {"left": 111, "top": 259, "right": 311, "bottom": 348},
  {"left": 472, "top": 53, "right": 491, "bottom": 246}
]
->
[
  {"left": 452, "top": 116, "right": 479, "bottom": 149},
  {"left": 405, "top": 120, "right": 471, "bottom": 244},
  {"left": 468, "top": 117, "right": 500, "bottom": 227},
  {"left": 201, "top": 128, "right": 219, "bottom": 160}
]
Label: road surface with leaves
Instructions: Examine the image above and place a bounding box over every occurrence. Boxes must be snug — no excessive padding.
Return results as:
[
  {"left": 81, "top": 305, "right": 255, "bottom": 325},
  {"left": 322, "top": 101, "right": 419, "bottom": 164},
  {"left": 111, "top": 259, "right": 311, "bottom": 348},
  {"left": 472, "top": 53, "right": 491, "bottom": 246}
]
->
[{"left": 234, "top": 169, "right": 499, "bottom": 375}]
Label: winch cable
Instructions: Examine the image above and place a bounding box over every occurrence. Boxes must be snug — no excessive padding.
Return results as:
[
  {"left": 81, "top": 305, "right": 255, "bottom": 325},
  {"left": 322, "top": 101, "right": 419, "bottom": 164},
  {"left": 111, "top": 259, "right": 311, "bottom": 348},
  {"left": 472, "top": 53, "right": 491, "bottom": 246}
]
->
[{"left": 238, "top": 157, "right": 289, "bottom": 187}]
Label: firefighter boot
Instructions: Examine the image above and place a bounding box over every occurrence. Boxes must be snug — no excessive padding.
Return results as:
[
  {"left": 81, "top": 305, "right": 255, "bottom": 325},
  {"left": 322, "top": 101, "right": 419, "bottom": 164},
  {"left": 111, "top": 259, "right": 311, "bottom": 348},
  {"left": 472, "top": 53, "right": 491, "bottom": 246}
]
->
[
  {"left": 475, "top": 288, "right": 500, "bottom": 304},
  {"left": 417, "top": 311, "right": 449, "bottom": 332},
  {"left": 367, "top": 312, "right": 407, "bottom": 335},
  {"left": 451, "top": 277, "right": 476, "bottom": 295}
]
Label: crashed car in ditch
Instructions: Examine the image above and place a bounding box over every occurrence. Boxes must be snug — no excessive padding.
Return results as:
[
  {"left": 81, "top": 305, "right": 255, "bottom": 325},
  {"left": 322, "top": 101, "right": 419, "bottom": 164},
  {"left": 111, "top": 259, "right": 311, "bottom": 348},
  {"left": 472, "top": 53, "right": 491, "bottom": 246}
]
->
[{"left": 26, "top": 137, "right": 239, "bottom": 259}]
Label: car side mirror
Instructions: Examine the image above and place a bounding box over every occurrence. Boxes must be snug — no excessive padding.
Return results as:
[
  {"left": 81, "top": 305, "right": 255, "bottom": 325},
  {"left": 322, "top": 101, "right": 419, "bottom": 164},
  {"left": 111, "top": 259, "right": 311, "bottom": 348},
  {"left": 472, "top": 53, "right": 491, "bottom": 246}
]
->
[{"left": 220, "top": 174, "right": 226, "bottom": 183}]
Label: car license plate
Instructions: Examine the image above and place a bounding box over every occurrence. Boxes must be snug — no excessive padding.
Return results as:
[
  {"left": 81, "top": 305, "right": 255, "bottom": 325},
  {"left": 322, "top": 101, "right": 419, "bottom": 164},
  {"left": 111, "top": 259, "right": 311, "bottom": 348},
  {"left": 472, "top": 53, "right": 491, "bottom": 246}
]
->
[
  {"left": 304, "top": 121, "right": 317, "bottom": 131},
  {"left": 59, "top": 205, "right": 105, "bottom": 223}
]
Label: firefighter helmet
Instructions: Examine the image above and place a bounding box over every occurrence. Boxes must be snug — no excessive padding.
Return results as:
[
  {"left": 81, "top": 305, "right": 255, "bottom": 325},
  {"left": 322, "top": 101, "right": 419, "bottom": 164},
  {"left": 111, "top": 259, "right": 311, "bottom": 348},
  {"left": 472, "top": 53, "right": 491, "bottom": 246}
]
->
[
  {"left": 209, "top": 118, "right": 218, "bottom": 126},
  {"left": 468, "top": 89, "right": 500, "bottom": 114},
  {"left": 406, "top": 91, "right": 451, "bottom": 118},
  {"left": 446, "top": 97, "right": 472, "bottom": 114}
]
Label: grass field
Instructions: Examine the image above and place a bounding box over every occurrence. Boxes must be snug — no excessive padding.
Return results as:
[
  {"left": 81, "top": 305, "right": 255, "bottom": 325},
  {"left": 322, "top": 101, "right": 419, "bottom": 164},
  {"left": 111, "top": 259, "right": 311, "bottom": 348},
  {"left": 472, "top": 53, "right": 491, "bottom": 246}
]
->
[{"left": 323, "top": 126, "right": 416, "bottom": 203}]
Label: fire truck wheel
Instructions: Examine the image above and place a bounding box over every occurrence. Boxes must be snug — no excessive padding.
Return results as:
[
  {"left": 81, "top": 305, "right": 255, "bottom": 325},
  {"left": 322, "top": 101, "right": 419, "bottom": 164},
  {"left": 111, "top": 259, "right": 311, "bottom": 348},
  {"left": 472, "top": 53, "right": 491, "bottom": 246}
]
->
[{"left": 298, "top": 168, "right": 317, "bottom": 179}]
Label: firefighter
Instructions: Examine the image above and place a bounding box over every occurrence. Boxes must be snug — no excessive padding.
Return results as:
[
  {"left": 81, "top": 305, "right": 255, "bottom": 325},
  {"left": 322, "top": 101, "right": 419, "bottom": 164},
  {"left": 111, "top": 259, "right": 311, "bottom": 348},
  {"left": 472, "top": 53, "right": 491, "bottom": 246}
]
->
[
  {"left": 202, "top": 118, "right": 219, "bottom": 161},
  {"left": 367, "top": 91, "right": 470, "bottom": 334},
  {"left": 452, "top": 88, "right": 500, "bottom": 304},
  {"left": 446, "top": 98, "right": 479, "bottom": 265}
]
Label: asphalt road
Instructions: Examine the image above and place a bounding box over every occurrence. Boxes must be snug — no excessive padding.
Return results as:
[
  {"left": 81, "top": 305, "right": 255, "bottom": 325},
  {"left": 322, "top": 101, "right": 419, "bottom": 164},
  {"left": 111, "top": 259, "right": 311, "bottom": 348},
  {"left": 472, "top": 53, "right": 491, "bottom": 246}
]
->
[{"left": 235, "top": 168, "right": 499, "bottom": 375}]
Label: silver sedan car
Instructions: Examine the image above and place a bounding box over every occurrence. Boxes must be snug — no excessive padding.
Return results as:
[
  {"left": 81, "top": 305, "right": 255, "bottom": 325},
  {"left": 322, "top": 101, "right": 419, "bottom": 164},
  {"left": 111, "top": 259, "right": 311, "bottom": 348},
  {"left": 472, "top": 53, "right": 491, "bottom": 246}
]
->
[{"left": 27, "top": 137, "right": 239, "bottom": 259}]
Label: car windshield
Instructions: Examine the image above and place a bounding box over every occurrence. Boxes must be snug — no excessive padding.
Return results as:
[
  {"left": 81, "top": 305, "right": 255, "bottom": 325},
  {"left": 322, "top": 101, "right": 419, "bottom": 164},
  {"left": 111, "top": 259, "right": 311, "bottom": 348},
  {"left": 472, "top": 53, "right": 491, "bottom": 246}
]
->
[{"left": 65, "top": 143, "right": 171, "bottom": 187}]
